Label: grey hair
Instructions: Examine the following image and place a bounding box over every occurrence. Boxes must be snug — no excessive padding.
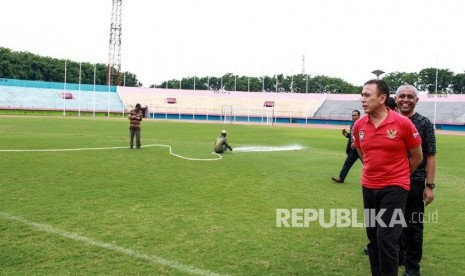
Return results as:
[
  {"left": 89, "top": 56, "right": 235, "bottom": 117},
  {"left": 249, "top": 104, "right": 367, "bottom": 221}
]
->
[{"left": 396, "top": 84, "right": 418, "bottom": 98}]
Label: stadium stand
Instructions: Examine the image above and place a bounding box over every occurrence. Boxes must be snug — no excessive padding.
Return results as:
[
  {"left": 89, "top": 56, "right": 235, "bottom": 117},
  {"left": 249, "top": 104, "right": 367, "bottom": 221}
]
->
[
  {"left": 1, "top": 78, "right": 465, "bottom": 126},
  {"left": 313, "top": 93, "right": 465, "bottom": 124},
  {"left": 414, "top": 94, "right": 465, "bottom": 124},
  {"left": 0, "top": 80, "right": 124, "bottom": 113},
  {"left": 118, "top": 87, "right": 322, "bottom": 119},
  {"left": 313, "top": 94, "right": 362, "bottom": 120}
]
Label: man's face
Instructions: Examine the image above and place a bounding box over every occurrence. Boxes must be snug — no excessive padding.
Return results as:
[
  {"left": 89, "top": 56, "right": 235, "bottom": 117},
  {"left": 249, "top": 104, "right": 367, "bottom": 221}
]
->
[
  {"left": 395, "top": 88, "right": 418, "bottom": 115},
  {"left": 360, "top": 83, "right": 386, "bottom": 114},
  {"left": 351, "top": 111, "right": 360, "bottom": 121}
]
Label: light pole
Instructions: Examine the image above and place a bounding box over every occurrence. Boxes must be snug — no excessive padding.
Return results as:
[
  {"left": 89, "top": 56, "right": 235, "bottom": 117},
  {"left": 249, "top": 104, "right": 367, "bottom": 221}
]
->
[
  {"left": 371, "top": 70, "right": 385, "bottom": 79},
  {"left": 306, "top": 75, "right": 308, "bottom": 93},
  {"left": 275, "top": 75, "right": 278, "bottom": 93}
]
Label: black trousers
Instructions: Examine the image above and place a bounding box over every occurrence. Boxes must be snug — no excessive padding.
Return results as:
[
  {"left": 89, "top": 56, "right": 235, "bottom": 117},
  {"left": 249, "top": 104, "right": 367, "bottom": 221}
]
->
[
  {"left": 401, "top": 179, "right": 425, "bottom": 273},
  {"left": 363, "top": 186, "right": 408, "bottom": 276},
  {"left": 129, "top": 128, "right": 141, "bottom": 148},
  {"left": 338, "top": 149, "right": 359, "bottom": 182}
]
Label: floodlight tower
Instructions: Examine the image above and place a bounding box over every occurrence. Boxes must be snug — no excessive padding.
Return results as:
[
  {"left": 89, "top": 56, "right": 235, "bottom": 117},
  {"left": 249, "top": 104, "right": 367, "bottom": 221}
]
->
[{"left": 107, "top": 0, "right": 123, "bottom": 86}]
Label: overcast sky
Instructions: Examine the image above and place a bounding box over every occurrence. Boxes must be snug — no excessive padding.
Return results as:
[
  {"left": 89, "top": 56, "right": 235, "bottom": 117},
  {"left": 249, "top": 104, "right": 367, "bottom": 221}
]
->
[{"left": 1, "top": 0, "right": 464, "bottom": 87}]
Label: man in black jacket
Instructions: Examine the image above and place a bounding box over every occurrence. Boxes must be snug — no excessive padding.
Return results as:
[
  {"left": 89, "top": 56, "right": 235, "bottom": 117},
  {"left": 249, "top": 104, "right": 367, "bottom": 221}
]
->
[
  {"left": 331, "top": 110, "right": 361, "bottom": 183},
  {"left": 396, "top": 84, "right": 436, "bottom": 276}
]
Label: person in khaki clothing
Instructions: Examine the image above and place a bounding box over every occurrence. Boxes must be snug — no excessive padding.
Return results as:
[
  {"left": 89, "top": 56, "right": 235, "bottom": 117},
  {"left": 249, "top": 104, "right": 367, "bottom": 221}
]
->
[
  {"left": 214, "top": 130, "right": 232, "bottom": 153},
  {"left": 129, "top": 103, "right": 143, "bottom": 149}
]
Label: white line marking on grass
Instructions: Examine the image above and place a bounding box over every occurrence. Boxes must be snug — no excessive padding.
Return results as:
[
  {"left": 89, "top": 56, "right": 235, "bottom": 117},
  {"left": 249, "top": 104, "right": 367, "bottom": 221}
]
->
[
  {"left": 0, "top": 146, "right": 129, "bottom": 152},
  {"left": 0, "top": 212, "right": 227, "bottom": 276},
  {"left": 0, "top": 144, "right": 222, "bottom": 161}
]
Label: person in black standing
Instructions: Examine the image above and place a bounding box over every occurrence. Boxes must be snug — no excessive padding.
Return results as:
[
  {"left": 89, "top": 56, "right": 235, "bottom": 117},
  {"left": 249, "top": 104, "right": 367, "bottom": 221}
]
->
[
  {"left": 332, "top": 110, "right": 361, "bottom": 183},
  {"left": 396, "top": 84, "right": 436, "bottom": 276}
]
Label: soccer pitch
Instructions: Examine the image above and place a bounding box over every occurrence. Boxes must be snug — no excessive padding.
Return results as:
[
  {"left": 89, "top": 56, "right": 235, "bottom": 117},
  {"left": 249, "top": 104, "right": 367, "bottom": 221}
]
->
[{"left": 1, "top": 116, "right": 464, "bottom": 275}]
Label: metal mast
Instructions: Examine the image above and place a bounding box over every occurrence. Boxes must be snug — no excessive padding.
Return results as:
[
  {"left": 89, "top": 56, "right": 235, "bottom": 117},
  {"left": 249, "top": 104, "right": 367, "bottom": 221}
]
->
[
  {"left": 107, "top": 0, "right": 122, "bottom": 86},
  {"left": 301, "top": 55, "right": 305, "bottom": 75}
]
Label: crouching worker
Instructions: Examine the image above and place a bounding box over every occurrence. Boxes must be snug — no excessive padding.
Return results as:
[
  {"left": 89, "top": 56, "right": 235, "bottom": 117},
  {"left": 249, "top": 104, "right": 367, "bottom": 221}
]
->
[{"left": 214, "top": 130, "right": 233, "bottom": 153}]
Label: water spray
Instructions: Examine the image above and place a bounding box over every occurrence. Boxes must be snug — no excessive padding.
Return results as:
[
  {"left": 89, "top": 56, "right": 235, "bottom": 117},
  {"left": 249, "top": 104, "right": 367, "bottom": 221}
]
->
[{"left": 233, "top": 144, "right": 306, "bottom": 153}]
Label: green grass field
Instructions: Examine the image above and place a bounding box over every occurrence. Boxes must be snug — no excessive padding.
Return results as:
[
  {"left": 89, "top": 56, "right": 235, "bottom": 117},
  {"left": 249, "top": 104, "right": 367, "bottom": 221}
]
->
[{"left": 1, "top": 116, "right": 464, "bottom": 275}]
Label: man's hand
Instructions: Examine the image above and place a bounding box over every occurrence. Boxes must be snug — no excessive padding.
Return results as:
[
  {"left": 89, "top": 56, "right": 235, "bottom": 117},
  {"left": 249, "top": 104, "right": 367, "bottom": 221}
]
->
[
  {"left": 342, "top": 129, "right": 348, "bottom": 137},
  {"left": 424, "top": 187, "right": 434, "bottom": 206}
]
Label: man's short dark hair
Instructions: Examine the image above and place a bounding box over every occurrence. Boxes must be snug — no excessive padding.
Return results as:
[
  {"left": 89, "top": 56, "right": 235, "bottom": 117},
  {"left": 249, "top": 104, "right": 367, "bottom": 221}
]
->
[
  {"left": 352, "top": 110, "right": 360, "bottom": 116},
  {"left": 386, "top": 97, "right": 397, "bottom": 111},
  {"left": 364, "top": 79, "right": 390, "bottom": 104},
  {"left": 135, "top": 103, "right": 141, "bottom": 108}
]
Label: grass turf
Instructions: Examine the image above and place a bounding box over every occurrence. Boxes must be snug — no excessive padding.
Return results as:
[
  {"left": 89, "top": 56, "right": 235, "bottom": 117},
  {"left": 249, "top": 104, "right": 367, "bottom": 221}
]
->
[{"left": 0, "top": 116, "right": 464, "bottom": 275}]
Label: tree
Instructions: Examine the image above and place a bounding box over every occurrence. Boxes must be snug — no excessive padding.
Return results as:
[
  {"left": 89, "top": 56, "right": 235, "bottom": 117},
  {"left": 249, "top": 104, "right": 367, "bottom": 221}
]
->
[
  {"left": 0, "top": 46, "right": 141, "bottom": 86},
  {"left": 306, "top": 75, "right": 359, "bottom": 93},
  {"left": 417, "top": 68, "right": 454, "bottom": 93},
  {"left": 233, "top": 76, "right": 247, "bottom": 92},
  {"left": 121, "top": 71, "right": 140, "bottom": 87},
  {"left": 451, "top": 73, "right": 465, "bottom": 94},
  {"left": 249, "top": 77, "right": 263, "bottom": 92},
  {"left": 383, "top": 72, "right": 418, "bottom": 91},
  {"left": 292, "top": 74, "right": 311, "bottom": 93},
  {"left": 274, "top": 74, "right": 285, "bottom": 92},
  {"left": 222, "top": 73, "right": 235, "bottom": 91}
]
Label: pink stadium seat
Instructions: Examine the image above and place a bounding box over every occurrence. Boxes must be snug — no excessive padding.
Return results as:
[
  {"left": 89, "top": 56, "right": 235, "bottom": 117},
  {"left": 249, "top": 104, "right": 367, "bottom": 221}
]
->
[
  {"left": 60, "top": 92, "right": 74, "bottom": 99},
  {"left": 264, "top": 101, "right": 275, "bottom": 107},
  {"left": 166, "top": 97, "right": 177, "bottom": 104}
]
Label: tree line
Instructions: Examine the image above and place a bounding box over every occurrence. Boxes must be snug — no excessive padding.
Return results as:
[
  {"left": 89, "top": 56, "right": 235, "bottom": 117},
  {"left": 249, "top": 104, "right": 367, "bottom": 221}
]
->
[
  {"left": 156, "top": 69, "right": 465, "bottom": 94},
  {"left": 383, "top": 69, "right": 465, "bottom": 94},
  {"left": 153, "top": 73, "right": 361, "bottom": 93},
  {"left": 1, "top": 47, "right": 464, "bottom": 93},
  {"left": 0, "top": 47, "right": 139, "bottom": 86}
]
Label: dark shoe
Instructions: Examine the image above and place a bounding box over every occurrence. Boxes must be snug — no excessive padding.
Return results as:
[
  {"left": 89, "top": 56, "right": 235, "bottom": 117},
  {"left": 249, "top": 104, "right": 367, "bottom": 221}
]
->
[
  {"left": 331, "top": 176, "right": 343, "bottom": 183},
  {"left": 404, "top": 268, "right": 420, "bottom": 276},
  {"left": 130, "top": 146, "right": 133, "bottom": 149},
  {"left": 363, "top": 247, "right": 368, "bottom": 255}
]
